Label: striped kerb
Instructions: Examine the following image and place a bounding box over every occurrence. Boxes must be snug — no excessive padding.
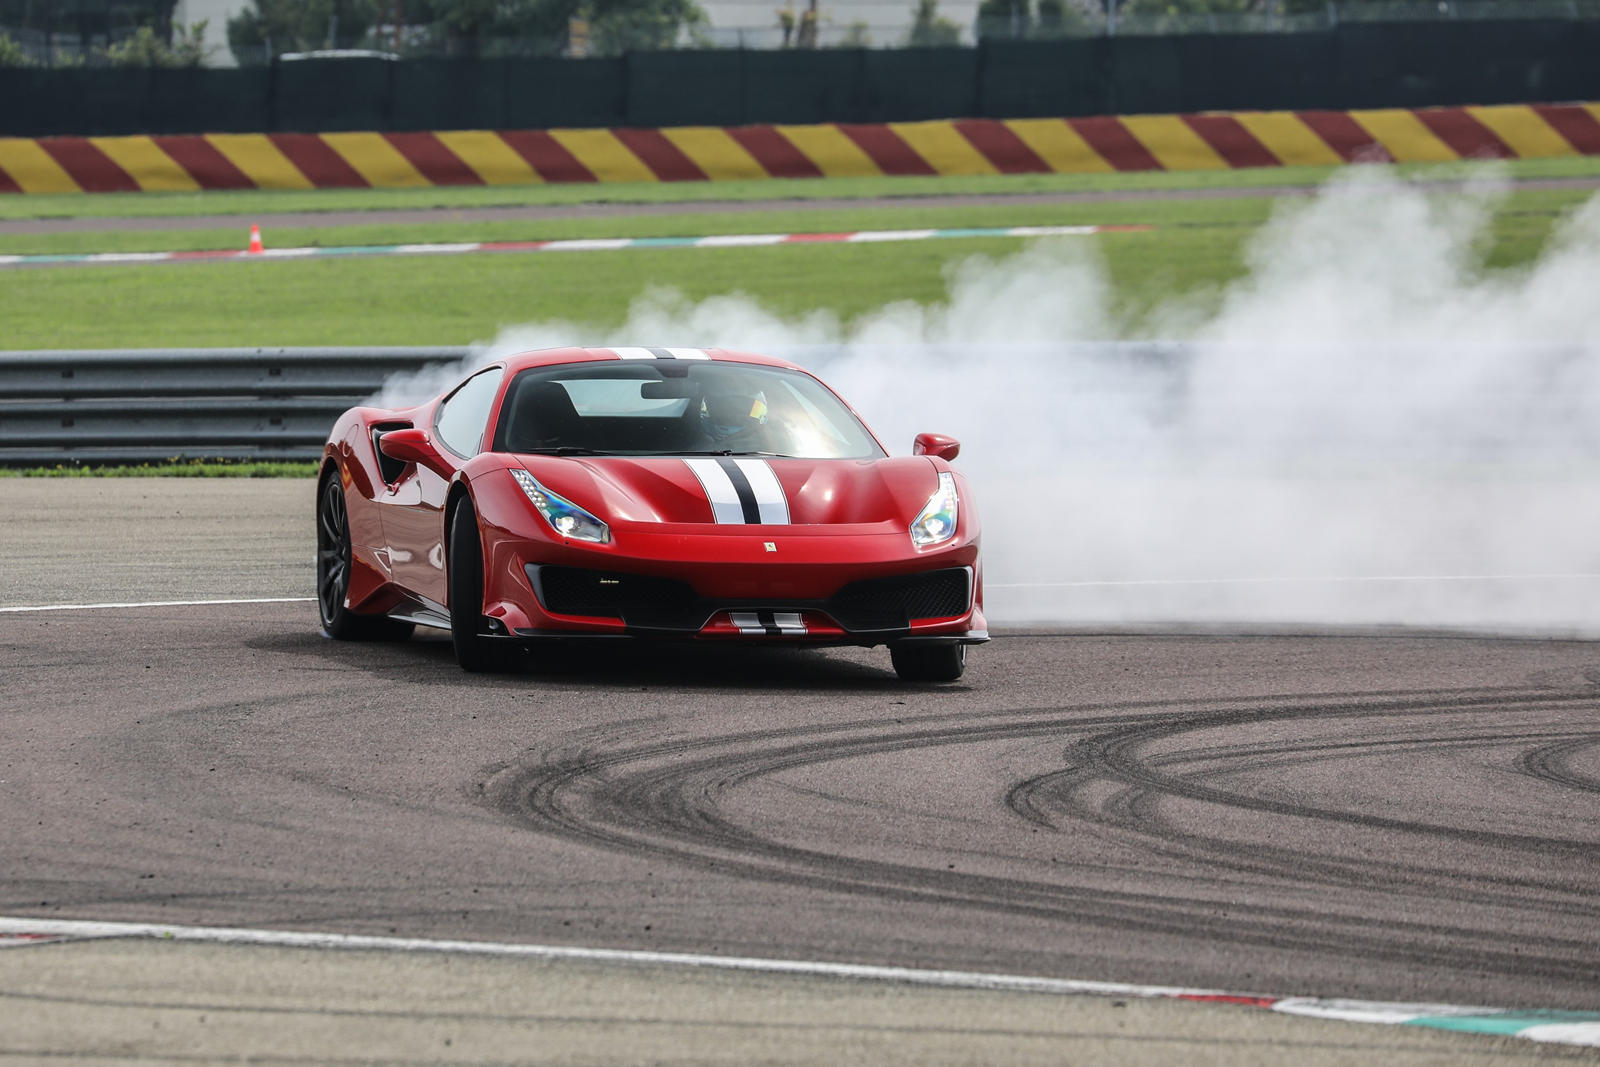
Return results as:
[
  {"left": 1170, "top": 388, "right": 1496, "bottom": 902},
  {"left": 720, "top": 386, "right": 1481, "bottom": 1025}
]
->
[{"left": 2, "top": 102, "right": 1596, "bottom": 193}]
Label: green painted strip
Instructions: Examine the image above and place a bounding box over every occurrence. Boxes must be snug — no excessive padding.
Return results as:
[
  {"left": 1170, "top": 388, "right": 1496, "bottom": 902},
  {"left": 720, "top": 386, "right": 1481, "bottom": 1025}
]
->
[{"left": 1407, "top": 1011, "right": 1600, "bottom": 1037}]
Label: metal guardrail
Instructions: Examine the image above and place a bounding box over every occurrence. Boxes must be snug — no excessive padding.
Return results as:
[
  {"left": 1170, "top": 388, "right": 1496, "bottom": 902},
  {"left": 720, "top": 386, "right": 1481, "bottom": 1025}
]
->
[{"left": 0, "top": 347, "right": 471, "bottom": 466}]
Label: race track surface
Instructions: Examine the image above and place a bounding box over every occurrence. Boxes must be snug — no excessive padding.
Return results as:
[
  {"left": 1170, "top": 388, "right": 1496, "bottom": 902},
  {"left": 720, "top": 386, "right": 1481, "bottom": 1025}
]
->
[{"left": 3, "top": 479, "right": 1599, "bottom": 1060}]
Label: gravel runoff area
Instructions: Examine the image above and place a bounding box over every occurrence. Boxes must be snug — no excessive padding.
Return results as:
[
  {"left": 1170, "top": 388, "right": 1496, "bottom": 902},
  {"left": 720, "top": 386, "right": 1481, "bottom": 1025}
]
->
[{"left": 4, "top": 174, "right": 1598, "bottom": 235}]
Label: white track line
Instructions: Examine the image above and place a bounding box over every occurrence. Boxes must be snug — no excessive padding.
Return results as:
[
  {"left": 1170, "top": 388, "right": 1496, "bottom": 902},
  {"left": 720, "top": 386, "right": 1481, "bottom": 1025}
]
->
[
  {"left": 0, "top": 917, "right": 1594, "bottom": 1046},
  {"left": 0, "top": 916, "right": 1216, "bottom": 997},
  {"left": 0, "top": 596, "right": 313, "bottom": 614}
]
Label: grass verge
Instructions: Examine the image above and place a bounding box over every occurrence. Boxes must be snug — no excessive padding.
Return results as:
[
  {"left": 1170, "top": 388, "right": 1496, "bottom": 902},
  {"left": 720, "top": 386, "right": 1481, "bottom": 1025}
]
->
[
  {"left": 0, "top": 196, "right": 1274, "bottom": 255},
  {"left": 0, "top": 182, "right": 1583, "bottom": 350}
]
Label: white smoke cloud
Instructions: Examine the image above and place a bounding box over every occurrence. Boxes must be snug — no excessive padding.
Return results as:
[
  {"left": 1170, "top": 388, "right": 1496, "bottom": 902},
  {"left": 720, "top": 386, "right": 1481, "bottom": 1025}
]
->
[{"left": 374, "top": 167, "right": 1600, "bottom": 633}]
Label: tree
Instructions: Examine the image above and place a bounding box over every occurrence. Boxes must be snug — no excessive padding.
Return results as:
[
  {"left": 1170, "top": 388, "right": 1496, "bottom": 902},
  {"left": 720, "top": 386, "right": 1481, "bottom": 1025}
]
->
[
  {"left": 104, "top": 22, "right": 212, "bottom": 66},
  {"left": 228, "top": 0, "right": 380, "bottom": 58},
  {"left": 0, "top": 32, "right": 35, "bottom": 66},
  {"left": 908, "top": 0, "right": 960, "bottom": 44}
]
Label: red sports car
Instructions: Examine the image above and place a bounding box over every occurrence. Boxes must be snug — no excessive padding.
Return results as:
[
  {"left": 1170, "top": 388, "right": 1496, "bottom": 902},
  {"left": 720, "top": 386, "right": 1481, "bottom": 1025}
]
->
[{"left": 316, "top": 346, "right": 985, "bottom": 681}]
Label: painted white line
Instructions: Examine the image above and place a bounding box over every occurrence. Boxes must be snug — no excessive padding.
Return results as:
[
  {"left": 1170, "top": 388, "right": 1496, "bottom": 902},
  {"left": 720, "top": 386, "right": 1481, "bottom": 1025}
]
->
[
  {"left": 395, "top": 243, "right": 482, "bottom": 254},
  {"left": 989, "top": 574, "right": 1600, "bottom": 589},
  {"left": 0, "top": 596, "right": 313, "bottom": 614},
  {"left": 848, "top": 229, "right": 939, "bottom": 243},
  {"left": 1010, "top": 225, "right": 1099, "bottom": 237},
  {"left": 543, "top": 238, "right": 634, "bottom": 252},
  {"left": 1, "top": 916, "right": 1593, "bottom": 1046},
  {"left": 0, "top": 916, "right": 1226, "bottom": 998},
  {"left": 1524, "top": 1023, "right": 1600, "bottom": 1045},
  {"left": 697, "top": 233, "right": 788, "bottom": 247}
]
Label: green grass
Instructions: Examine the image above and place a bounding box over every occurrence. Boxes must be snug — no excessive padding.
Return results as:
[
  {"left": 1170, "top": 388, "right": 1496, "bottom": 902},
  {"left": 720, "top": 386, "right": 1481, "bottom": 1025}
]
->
[
  {"left": 0, "top": 197, "right": 1279, "bottom": 255},
  {"left": 0, "top": 460, "right": 319, "bottom": 477},
  {"left": 3, "top": 155, "right": 1596, "bottom": 222},
  {"left": 0, "top": 160, "right": 1591, "bottom": 350}
]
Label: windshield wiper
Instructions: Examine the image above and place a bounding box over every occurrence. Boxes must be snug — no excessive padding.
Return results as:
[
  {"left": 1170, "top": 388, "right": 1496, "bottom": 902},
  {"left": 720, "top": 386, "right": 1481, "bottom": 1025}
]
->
[
  {"left": 673, "top": 450, "right": 793, "bottom": 458},
  {"left": 519, "top": 446, "right": 615, "bottom": 456}
]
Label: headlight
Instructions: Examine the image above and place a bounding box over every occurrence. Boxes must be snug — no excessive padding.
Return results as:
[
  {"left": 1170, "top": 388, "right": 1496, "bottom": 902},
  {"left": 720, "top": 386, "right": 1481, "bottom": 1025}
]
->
[
  {"left": 909, "top": 471, "right": 958, "bottom": 547},
  {"left": 511, "top": 468, "right": 610, "bottom": 544}
]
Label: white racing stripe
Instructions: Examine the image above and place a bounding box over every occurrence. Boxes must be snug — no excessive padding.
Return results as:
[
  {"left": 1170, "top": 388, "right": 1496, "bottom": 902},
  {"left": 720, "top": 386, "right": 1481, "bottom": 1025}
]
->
[
  {"left": 609, "top": 346, "right": 711, "bottom": 360},
  {"left": 0, "top": 597, "right": 313, "bottom": 614},
  {"left": 0, "top": 916, "right": 1594, "bottom": 1047},
  {"left": 771, "top": 611, "right": 806, "bottom": 633},
  {"left": 684, "top": 458, "right": 747, "bottom": 524},
  {"left": 731, "top": 458, "right": 790, "bottom": 524},
  {"left": 729, "top": 611, "right": 767, "bottom": 634},
  {"left": 729, "top": 611, "right": 807, "bottom": 635}
]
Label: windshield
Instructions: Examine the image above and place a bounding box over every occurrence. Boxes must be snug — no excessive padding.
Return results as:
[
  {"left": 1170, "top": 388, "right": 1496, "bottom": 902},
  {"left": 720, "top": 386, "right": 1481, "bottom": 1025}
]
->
[{"left": 492, "top": 361, "right": 884, "bottom": 459}]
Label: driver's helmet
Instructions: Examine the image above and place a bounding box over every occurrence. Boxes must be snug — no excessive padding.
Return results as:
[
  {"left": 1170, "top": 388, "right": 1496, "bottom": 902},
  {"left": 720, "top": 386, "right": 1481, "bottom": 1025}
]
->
[{"left": 700, "top": 390, "right": 768, "bottom": 442}]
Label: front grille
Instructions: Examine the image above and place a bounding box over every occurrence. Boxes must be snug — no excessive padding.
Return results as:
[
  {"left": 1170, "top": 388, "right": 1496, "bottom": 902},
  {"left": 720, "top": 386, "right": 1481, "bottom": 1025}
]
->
[
  {"left": 531, "top": 565, "right": 699, "bottom": 625},
  {"left": 828, "top": 568, "right": 971, "bottom": 631},
  {"left": 526, "top": 564, "right": 970, "bottom": 636}
]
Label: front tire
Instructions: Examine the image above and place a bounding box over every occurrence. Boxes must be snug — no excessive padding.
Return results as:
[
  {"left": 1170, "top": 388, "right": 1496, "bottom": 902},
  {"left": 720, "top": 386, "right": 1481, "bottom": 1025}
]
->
[
  {"left": 317, "top": 474, "right": 413, "bottom": 642},
  {"left": 448, "top": 497, "right": 512, "bottom": 673},
  {"left": 890, "top": 642, "right": 967, "bottom": 683}
]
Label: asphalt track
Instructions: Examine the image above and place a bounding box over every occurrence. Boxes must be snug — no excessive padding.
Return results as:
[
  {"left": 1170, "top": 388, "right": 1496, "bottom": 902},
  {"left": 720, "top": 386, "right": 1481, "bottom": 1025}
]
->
[{"left": 3, "top": 479, "right": 1599, "bottom": 1063}]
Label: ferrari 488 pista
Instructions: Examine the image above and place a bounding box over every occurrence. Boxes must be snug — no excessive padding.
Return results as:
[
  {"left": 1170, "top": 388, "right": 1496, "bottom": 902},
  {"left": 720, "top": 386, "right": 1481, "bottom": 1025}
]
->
[{"left": 316, "top": 347, "right": 985, "bottom": 681}]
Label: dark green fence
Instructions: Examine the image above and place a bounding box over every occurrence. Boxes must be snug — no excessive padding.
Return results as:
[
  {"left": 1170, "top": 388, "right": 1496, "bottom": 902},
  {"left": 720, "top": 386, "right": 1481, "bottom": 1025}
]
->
[{"left": 6, "top": 19, "right": 1599, "bottom": 138}]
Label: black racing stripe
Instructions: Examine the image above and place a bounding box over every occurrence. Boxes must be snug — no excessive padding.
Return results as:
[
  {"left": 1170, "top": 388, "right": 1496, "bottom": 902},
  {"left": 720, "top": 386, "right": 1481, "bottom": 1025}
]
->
[
  {"left": 646, "top": 347, "right": 675, "bottom": 360},
  {"left": 757, "top": 609, "right": 783, "bottom": 637},
  {"left": 717, "top": 457, "right": 762, "bottom": 524}
]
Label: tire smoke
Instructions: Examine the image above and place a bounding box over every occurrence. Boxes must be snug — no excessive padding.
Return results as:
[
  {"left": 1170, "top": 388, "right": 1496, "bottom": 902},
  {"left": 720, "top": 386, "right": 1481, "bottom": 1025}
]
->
[{"left": 373, "top": 168, "right": 1600, "bottom": 633}]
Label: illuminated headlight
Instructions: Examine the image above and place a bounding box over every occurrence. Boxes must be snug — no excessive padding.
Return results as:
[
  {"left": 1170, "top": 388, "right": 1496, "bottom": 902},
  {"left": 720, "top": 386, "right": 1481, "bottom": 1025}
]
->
[
  {"left": 909, "top": 472, "right": 959, "bottom": 548},
  {"left": 511, "top": 468, "right": 610, "bottom": 544}
]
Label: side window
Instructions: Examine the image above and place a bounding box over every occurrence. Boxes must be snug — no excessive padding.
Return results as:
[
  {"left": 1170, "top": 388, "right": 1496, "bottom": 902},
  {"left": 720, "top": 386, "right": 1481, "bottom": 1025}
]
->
[{"left": 434, "top": 369, "right": 503, "bottom": 458}]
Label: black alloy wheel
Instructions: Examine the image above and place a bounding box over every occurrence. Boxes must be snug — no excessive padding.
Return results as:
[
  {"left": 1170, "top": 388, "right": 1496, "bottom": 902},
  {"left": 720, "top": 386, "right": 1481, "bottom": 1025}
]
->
[
  {"left": 317, "top": 474, "right": 413, "bottom": 641},
  {"left": 889, "top": 641, "right": 967, "bottom": 683}
]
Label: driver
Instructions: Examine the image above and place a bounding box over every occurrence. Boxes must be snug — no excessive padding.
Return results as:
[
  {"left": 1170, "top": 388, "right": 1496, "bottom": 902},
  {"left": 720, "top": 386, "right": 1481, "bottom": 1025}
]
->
[{"left": 699, "top": 390, "right": 773, "bottom": 450}]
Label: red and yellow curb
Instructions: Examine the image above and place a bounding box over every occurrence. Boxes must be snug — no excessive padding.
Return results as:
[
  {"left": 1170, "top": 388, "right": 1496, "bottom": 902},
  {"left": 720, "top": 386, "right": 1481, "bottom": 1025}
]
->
[{"left": 3, "top": 103, "right": 1598, "bottom": 194}]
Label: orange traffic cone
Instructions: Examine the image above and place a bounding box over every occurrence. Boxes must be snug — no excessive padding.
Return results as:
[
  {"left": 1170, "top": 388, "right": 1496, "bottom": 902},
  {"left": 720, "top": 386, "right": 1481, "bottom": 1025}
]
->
[{"left": 247, "top": 224, "right": 263, "bottom": 254}]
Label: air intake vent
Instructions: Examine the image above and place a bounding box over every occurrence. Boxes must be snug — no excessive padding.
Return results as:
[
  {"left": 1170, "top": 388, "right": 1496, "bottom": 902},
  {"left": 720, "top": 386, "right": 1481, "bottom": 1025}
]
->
[
  {"left": 829, "top": 568, "right": 971, "bottom": 630},
  {"left": 531, "top": 566, "right": 699, "bottom": 624}
]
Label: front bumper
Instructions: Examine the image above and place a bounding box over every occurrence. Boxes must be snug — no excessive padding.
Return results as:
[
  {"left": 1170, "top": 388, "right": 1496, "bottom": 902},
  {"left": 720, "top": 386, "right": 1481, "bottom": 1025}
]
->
[{"left": 514, "top": 563, "right": 984, "bottom": 644}]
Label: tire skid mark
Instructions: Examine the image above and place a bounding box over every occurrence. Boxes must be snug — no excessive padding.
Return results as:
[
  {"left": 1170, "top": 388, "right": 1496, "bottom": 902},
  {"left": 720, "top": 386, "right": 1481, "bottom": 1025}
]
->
[
  {"left": 1519, "top": 736, "right": 1600, "bottom": 796},
  {"left": 485, "top": 685, "right": 1600, "bottom": 985}
]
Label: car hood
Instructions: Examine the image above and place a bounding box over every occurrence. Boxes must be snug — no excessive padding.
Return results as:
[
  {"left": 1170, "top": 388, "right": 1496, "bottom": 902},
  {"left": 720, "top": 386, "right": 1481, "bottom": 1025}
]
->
[{"left": 515, "top": 454, "right": 941, "bottom": 527}]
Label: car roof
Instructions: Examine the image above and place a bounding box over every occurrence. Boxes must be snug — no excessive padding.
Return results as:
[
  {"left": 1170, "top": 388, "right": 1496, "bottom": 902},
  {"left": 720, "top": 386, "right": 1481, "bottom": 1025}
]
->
[{"left": 496, "top": 347, "right": 805, "bottom": 373}]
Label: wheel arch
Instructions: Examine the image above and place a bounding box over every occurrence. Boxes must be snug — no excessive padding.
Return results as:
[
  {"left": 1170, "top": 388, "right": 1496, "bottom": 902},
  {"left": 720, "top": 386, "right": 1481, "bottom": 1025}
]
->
[{"left": 443, "top": 477, "right": 476, "bottom": 551}]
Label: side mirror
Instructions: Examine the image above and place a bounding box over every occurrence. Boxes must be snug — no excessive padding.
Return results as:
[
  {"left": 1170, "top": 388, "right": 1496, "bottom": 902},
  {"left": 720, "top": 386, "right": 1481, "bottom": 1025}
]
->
[
  {"left": 378, "top": 427, "right": 452, "bottom": 477},
  {"left": 912, "top": 432, "right": 960, "bottom": 462}
]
